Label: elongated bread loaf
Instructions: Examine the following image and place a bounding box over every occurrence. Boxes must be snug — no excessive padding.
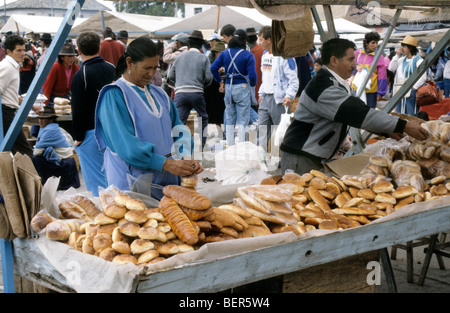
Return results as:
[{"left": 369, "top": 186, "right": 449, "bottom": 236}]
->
[
  {"left": 159, "top": 196, "right": 199, "bottom": 245},
  {"left": 162, "top": 185, "right": 211, "bottom": 210}
]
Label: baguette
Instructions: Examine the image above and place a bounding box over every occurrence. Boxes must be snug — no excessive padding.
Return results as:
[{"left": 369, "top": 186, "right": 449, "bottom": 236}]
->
[
  {"left": 159, "top": 196, "right": 199, "bottom": 245},
  {"left": 162, "top": 185, "right": 211, "bottom": 210}
]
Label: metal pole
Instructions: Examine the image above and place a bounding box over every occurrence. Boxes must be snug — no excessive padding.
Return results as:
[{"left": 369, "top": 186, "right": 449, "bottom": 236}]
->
[
  {"left": 347, "top": 9, "right": 402, "bottom": 155},
  {"left": 0, "top": 0, "right": 86, "bottom": 293},
  {"left": 358, "top": 28, "right": 450, "bottom": 144},
  {"left": 311, "top": 6, "right": 327, "bottom": 43},
  {"left": 322, "top": 5, "right": 337, "bottom": 39}
]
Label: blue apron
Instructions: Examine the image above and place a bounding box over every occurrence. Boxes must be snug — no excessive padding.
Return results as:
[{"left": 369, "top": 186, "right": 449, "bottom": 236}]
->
[{"left": 95, "top": 78, "right": 180, "bottom": 200}]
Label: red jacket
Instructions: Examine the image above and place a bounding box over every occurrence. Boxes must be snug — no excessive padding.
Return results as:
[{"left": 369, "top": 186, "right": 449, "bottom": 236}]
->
[
  {"left": 42, "top": 61, "right": 79, "bottom": 105},
  {"left": 99, "top": 39, "right": 125, "bottom": 66},
  {"left": 251, "top": 44, "right": 264, "bottom": 103}
]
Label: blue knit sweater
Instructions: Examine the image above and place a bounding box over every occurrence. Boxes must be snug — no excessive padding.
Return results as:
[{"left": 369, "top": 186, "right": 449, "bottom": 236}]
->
[{"left": 210, "top": 48, "right": 257, "bottom": 86}]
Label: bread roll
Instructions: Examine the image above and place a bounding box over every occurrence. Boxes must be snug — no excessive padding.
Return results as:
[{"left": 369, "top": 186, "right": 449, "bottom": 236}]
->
[
  {"left": 75, "top": 234, "right": 87, "bottom": 251},
  {"left": 111, "top": 241, "right": 131, "bottom": 254},
  {"left": 309, "top": 177, "right": 327, "bottom": 189},
  {"left": 158, "top": 196, "right": 199, "bottom": 245},
  {"left": 391, "top": 186, "right": 418, "bottom": 199},
  {"left": 218, "top": 204, "right": 252, "bottom": 218},
  {"left": 70, "top": 194, "right": 102, "bottom": 219},
  {"left": 124, "top": 210, "right": 148, "bottom": 224},
  {"left": 82, "top": 236, "right": 95, "bottom": 254},
  {"left": 94, "top": 213, "right": 117, "bottom": 225},
  {"left": 125, "top": 198, "right": 146, "bottom": 211},
  {"left": 307, "top": 186, "right": 331, "bottom": 211},
  {"left": 119, "top": 221, "right": 140, "bottom": 237},
  {"left": 138, "top": 226, "right": 168, "bottom": 242},
  {"left": 58, "top": 200, "right": 92, "bottom": 221},
  {"left": 176, "top": 243, "right": 195, "bottom": 253},
  {"left": 68, "top": 231, "right": 82, "bottom": 248},
  {"left": 154, "top": 241, "right": 180, "bottom": 254},
  {"left": 99, "top": 248, "right": 116, "bottom": 262},
  {"left": 113, "top": 254, "right": 137, "bottom": 265},
  {"left": 104, "top": 204, "right": 127, "bottom": 219},
  {"left": 375, "top": 193, "right": 396, "bottom": 205},
  {"left": 162, "top": 185, "right": 211, "bottom": 210},
  {"left": 180, "top": 205, "right": 214, "bottom": 221},
  {"left": 372, "top": 180, "right": 394, "bottom": 193},
  {"left": 430, "top": 175, "right": 446, "bottom": 185},
  {"left": 30, "top": 212, "right": 54, "bottom": 233},
  {"left": 137, "top": 249, "right": 159, "bottom": 264},
  {"left": 130, "top": 238, "right": 155, "bottom": 254},
  {"left": 45, "top": 221, "right": 71, "bottom": 241},
  {"left": 97, "top": 223, "right": 118, "bottom": 236},
  {"left": 145, "top": 209, "right": 165, "bottom": 222},
  {"left": 93, "top": 233, "right": 113, "bottom": 253},
  {"left": 357, "top": 188, "right": 376, "bottom": 200}
]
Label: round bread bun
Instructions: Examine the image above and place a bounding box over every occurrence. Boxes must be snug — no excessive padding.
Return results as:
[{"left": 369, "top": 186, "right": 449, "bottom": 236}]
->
[
  {"left": 112, "top": 226, "right": 129, "bottom": 243},
  {"left": 97, "top": 223, "right": 118, "bottom": 236},
  {"left": 82, "top": 236, "right": 95, "bottom": 255},
  {"left": 309, "top": 177, "right": 326, "bottom": 189},
  {"left": 430, "top": 175, "right": 446, "bottom": 185},
  {"left": 113, "top": 254, "right": 137, "bottom": 265},
  {"left": 104, "top": 204, "right": 127, "bottom": 219},
  {"left": 137, "top": 249, "right": 160, "bottom": 264},
  {"left": 84, "top": 223, "right": 98, "bottom": 237},
  {"left": 372, "top": 180, "right": 394, "bottom": 193},
  {"left": 391, "top": 186, "right": 418, "bottom": 199},
  {"left": 125, "top": 210, "right": 148, "bottom": 224},
  {"left": 130, "top": 238, "right": 155, "bottom": 254},
  {"left": 430, "top": 184, "right": 448, "bottom": 196},
  {"left": 118, "top": 221, "right": 140, "bottom": 237},
  {"left": 357, "top": 188, "right": 376, "bottom": 200},
  {"left": 155, "top": 241, "right": 179, "bottom": 255},
  {"left": 374, "top": 193, "right": 396, "bottom": 205},
  {"left": 370, "top": 155, "right": 390, "bottom": 167},
  {"left": 138, "top": 226, "right": 167, "bottom": 242},
  {"left": 75, "top": 234, "right": 87, "bottom": 251},
  {"left": 301, "top": 172, "right": 314, "bottom": 182},
  {"left": 310, "top": 169, "right": 328, "bottom": 180},
  {"left": 94, "top": 213, "right": 117, "bottom": 225},
  {"left": 260, "top": 177, "right": 277, "bottom": 185},
  {"left": 68, "top": 231, "right": 82, "bottom": 249},
  {"left": 125, "top": 198, "right": 146, "bottom": 211},
  {"left": 111, "top": 241, "right": 131, "bottom": 254},
  {"left": 93, "top": 233, "right": 113, "bottom": 252},
  {"left": 98, "top": 247, "right": 116, "bottom": 262}
]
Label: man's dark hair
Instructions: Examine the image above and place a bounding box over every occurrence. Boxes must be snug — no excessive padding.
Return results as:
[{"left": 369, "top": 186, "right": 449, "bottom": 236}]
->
[
  {"left": 321, "top": 38, "right": 356, "bottom": 65},
  {"left": 77, "top": 31, "right": 101, "bottom": 56},
  {"left": 258, "top": 26, "right": 271, "bottom": 40},
  {"left": 220, "top": 24, "right": 236, "bottom": 37},
  {"left": 5, "top": 35, "right": 25, "bottom": 52},
  {"left": 189, "top": 37, "right": 204, "bottom": 50}
]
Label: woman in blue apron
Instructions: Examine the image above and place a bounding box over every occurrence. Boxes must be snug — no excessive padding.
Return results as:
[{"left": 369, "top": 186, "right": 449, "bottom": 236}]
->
[
  {"left": 210, "top": 29, "right": 257, "bottom": 146},
  {"left": 95, "top": 36, "right": 202, "bottom": 200}
]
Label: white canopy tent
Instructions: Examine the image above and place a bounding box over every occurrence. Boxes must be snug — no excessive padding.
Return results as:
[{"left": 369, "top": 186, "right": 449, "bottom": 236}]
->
[
  {"left": 0, "top": 14, "right": 87, "bottom": 35},
  {"left": 69, "top": 10, "right": 182, "bottom": 38}
]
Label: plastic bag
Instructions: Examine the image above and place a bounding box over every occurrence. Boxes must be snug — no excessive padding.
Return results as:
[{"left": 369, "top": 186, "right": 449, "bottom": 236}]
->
[
  {"left": 215, "top": 142, "right": 268, "bottom": 185},
  {"left": 391, "top": 160, "right": 427, "bottom": 192},
  {"left": 273, "top": 106, "right": 292, "bottom": 147},
  {"left": 420, "top": 120, "right": 450, "bottom": 145}
]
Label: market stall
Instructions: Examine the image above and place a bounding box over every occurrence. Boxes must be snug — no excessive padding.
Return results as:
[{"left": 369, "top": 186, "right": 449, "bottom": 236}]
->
[{"left": 1, "top": 0, "right": 450, "bottom": 294}]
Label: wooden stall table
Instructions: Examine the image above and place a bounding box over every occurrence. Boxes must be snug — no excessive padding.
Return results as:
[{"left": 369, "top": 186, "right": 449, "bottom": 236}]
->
[{"left": 10, "top": 197, "right": 450, "bottom": 293}]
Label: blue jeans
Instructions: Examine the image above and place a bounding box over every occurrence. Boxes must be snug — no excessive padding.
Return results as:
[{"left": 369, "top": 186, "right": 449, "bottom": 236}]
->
[
  {"left": 224, "top": 83, "right": 251, "bottom": 146},
  {"left": 396, "top": 88, "right": 418, "bottom": 116},
  {"left": 174, "top": 92, "right": 208, "bottom": 145},
  {"left": 444, "top": 79, "right": 450, "bottom": 98}
]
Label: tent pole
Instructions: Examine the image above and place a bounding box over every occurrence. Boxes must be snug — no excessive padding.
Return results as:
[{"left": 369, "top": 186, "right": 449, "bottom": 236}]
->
[
  {"left": 322, "top": 5, "right": 337, "bottom": 39},
  {"left": 347, "top": 9, "right": 402, "bottom": 155},
  {"left": 0, "top": 0, "right": 86, "bottom": 293},
  {"left": 311, "top": 6, "right": 327, "bottom": 43},
  {"left": 215, "top": 5, "right": 220, "bottom": 31}
]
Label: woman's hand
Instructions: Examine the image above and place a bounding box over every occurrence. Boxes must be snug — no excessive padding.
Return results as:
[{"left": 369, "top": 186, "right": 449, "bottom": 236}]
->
[{"left": 163, "top": 159, "right": 203, "bottom": 177}]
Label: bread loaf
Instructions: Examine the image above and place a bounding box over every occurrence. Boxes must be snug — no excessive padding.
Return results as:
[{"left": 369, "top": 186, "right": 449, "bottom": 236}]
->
[
  {"left": 59, "top": 200, "right": 92, "bottom": 221},
  {"left": 159, "top": 196, "right": 199, "bottom": 245},
  {"left": 70, "top": 195, "right": 102, "bottom": 219},
  {"left": 163, "top": 185, "right": 211, "bottom": 210},
  {"left": 31, "top": 212, "right": 54, "bottom": 233},
  {"left": 45, "top": 221, "right": 71, "bottom": 241}
]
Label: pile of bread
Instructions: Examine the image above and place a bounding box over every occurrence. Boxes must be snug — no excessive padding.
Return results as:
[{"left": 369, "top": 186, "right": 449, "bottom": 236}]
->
[
  {"left": 29, "top": 185, "right": 273, "bottom": 267},
  {"left": 53, "top": 97, "right": 71, "bottom": 115}
]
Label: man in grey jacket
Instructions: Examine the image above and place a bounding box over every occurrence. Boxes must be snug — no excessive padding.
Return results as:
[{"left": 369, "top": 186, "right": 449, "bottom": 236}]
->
[
  {"left": 169, "top": 30, "right": 213, "bottom": 146},
  {"left": 280, "top": 38, "right": 428, "bottom": 175}
]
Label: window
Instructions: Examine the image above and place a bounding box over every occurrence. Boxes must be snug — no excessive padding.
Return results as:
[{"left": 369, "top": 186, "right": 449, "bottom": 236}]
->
[{"left": 194, "top": 7, "right": 202, "bottom": 14}]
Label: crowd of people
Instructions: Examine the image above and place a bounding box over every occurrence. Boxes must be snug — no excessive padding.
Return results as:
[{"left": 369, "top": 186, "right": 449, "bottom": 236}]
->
[{"left": 0, "top": 25, "right": 448, "bottom": 200}]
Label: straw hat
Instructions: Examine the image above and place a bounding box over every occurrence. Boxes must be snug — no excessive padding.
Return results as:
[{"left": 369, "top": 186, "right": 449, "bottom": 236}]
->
[
  {"left": 400, "top": 35, "right": 418, "bottom": 47},
  {"left": 211, "top": 41, "right": 225, "bottom": 53}
]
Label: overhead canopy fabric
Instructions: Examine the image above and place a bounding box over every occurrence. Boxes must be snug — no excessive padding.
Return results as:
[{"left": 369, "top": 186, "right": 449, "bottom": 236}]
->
[
  {"left": 151, "top": 6, "right": 271, "bottom": 39},
  {"left": 0, "top": 14, "right": 87, "bottom": 35},
  {"left": 69, "top": 11, "right": 182, "bottom": 38}
]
